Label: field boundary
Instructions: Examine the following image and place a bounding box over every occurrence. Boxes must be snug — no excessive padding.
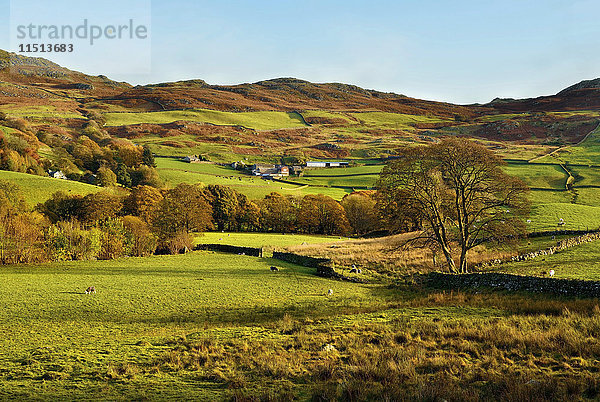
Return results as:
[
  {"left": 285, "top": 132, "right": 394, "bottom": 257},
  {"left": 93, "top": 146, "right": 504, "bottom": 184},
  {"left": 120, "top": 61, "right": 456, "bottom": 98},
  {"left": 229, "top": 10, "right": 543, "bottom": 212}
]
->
[
  {"left": 421, "top": 272, "right": 600, "bottom": 298},
  {"left": 272, "top": 251, "right": 365, "bottom": 283},
  {"left": 195, "top": 243, "right": 263, "bottom": 257}
]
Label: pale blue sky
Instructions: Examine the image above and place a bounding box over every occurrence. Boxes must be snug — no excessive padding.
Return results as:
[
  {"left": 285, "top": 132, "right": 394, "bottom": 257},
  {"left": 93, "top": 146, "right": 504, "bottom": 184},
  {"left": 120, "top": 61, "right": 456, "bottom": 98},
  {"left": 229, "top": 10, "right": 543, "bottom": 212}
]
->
[{"left": 1, "top": 0, "right": 600, "bottom": 103}]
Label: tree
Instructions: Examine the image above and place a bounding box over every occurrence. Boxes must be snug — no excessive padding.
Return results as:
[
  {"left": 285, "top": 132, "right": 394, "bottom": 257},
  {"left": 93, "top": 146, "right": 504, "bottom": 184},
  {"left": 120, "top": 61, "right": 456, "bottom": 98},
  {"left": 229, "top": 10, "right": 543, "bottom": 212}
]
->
[
  {"left": 130, "top": 165, "right": 162, "bottom": 188},
  {"left": 204, "top": 185, "right": 241, "bottom": 231},
  {"left": 97, "top": 166, "right": 117, "bottom": 187},
  {"left": 153, "top": 184, "right": 213, "bottom": 242},
  {"left": 297, "top": 194, "right": 350, "bottom": 235},
  {"left": 115, "top": 163, "right": 132, "bottom": 187},
  {"left": 37, "top": 191, "right": 84, "bottom": 223},
  {"left": 124, "top": 185, "right": 164, "bottom": 224},
  {"left": 258, "top": 192, "right": 298, "bottom": 233},
  {"left": 122, "top": 215, "right": 157, "bottom": 257},
  {"left": 377, "top": 137, "right": 529, "bottom": 273},
  {"left": 341, "top": 191, "right": 380, "bottom": 235},
  {"left": 142, "top": 145, "right": 156, "bottom": 167},
  {"left": 80, "top": 192, "right": 123, "bottom": 223}
]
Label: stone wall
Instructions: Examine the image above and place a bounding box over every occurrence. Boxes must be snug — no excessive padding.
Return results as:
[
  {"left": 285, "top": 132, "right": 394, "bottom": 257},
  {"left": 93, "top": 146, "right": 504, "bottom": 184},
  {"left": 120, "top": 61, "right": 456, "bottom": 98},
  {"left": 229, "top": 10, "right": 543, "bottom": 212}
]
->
[
  {"left": 195, "top": 244, "right": 263, "bottom": 257},
  {"left": 272, "top": 251, "right": 364, "bottom": 282},
  {"left": 422, "top": 272, "right": 600, "bottom": 298},
  {"left": 477, "top": 231, "right": 600, "bottom": 268}
]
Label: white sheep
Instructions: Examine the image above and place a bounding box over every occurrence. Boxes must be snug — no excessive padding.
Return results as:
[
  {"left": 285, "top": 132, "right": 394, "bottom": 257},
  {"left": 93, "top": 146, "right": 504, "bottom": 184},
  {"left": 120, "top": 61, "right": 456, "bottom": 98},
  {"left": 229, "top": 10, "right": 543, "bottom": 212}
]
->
[
  {"left": 327, "top": 289, "right": 333, "bottom": 296},
  {"left": 549, "top": 269, "right": 555, "bottom": 277}
]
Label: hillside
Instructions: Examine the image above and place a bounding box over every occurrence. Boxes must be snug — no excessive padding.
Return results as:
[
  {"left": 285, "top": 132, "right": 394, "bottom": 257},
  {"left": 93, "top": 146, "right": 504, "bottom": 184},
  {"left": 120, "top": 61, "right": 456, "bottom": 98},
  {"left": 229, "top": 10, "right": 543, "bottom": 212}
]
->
[
  {"left": 487, "top": 78, "right": 600, "bottom": 113},
  {"left": 3, "top": 50, "right": 600, "bottom": 231}
]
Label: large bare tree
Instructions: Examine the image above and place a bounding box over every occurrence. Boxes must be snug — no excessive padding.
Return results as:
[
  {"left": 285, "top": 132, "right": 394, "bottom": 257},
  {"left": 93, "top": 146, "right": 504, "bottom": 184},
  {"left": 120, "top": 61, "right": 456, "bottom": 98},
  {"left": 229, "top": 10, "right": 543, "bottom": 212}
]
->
[{"left": 377, "top": 137, "right": 529, "bottom": 273}]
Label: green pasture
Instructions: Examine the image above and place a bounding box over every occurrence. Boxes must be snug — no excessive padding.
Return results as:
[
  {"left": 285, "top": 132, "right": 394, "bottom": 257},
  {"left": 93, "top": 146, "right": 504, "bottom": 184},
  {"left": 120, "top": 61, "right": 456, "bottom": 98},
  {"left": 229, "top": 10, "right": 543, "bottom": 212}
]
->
[
  {"left": 0, "top": 105, "right": 82, "bottom": 119},
  {"left": 303, "top": 165, "right": 383, "bottom": 176},
  {"left": 290, "top": 174, "right": 377, "bottom": 188},
  {"left": 104, "top": 109, "right": 309, "bottom": 131},
  {"left": 503, "top": 162, "right": 567, "bottom": 190},
  {"left": 300, "top": 110, "right": 356, "bottom": 124},
  {"left": 196, "top": 232, "right": 347, "bottom": 249},
  {"left": 0, "top": 251, "right": 376, "bottom": 399},
  {"left": 527, "top": 203, "right": 600, "bottom": 232},
  {"left": 155, "top": 159, "right": 351, "bottom": 200},
  {"left": 0, "top": 170, "right": 101, "bottom": 207},
  {"left": 499, "top": 237, "right": 600, "bottom": 281},
  {"left": 348, "top": 111, "right": 450, "bottom": 130}
]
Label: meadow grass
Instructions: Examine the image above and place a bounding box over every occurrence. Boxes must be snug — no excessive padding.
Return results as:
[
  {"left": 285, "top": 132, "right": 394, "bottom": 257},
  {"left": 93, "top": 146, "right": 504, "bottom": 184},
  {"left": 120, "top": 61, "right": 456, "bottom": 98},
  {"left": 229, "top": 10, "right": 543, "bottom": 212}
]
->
[
  {"left": 503, "top": 162, "right": 567, "bottom": 190},
  {"left": 303, "top": 165, "right": 384, "bottom": 176},
  {"left": 527, "top": 203, "right": 600, "bottom": 232},
  {"left": 289, "top": 174, "right": 378, "bottom": 188},
  {"left": 156, "top": 159, "right": 352, "bottom": 199},
  {"left": 498, "top": 237, "right": 600, "bottom": 280},
  {"left": 0, "top": 170, "right": 101, "bottom": 207},
  {"left": 348, "top": 111, "right": 450, "bottom": 130},
  {"left": 0, "top": 105, "right": 82, "bottom": 119},
  {"left": 104, "top": 109, "right": 309, "bottom": 131},
  {"left": 1, "top": 248, "right": 599, "bottom": 399},
  {"left": 196, "top": 232, "right": 347, "bottom": 249}
]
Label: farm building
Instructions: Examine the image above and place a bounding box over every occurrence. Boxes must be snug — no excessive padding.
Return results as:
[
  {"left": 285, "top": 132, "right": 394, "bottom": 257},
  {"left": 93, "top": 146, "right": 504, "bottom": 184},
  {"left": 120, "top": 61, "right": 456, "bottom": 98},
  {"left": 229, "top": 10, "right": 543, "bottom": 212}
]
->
[
  {"left": 48, "top": 170, "right": 68, "bottom": 180},
  {"left": 251, "top": 164, "right": 290, "bottom": 178},
  {"left": 183, "top": 155, "right": 204, "bottom": 163},
  {"left": 306, "top": 161, "right": 349, "bottom": 168}
]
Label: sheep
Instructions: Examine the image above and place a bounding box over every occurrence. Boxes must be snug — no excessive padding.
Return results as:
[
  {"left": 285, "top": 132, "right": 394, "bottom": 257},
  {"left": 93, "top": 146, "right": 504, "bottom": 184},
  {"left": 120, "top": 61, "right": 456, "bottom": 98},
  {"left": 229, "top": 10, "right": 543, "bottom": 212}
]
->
[
  {"left": 327, "top": 289, "right": 333, "bottom": 296},
  {"left": 85, "top": 286, "right": 96, "bottom": 294},
  {"left": 549, "top": 269, "right": 555, "bottom": 277},
  {"left": 270, "top": 266, "right": 279, "bottom": 272}
]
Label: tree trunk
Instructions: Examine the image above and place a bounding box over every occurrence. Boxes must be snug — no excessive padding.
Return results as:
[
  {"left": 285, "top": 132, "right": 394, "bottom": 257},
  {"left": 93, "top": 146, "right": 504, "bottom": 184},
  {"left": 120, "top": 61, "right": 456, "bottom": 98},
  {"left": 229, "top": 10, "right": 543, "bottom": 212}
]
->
[
  {"left": 441, "top": 244, "right": 457, "bottom": 273},
  {"left": 458, "top": 247, "right": 468, "bottom": 274}
]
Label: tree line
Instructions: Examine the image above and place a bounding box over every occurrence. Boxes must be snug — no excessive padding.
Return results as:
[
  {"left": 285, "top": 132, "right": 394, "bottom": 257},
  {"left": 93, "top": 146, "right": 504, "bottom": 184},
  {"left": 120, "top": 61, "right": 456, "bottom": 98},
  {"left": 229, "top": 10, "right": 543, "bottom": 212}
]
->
[{"left": 0, "top": 181, "right": 381, "bottom": 265}]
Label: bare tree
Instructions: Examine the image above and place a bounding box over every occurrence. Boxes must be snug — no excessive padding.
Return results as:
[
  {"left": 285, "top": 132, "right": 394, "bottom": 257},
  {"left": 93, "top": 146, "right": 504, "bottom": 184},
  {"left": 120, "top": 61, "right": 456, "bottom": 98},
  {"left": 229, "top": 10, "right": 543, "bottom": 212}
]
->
[{"left": 377, "top": 137, "right": 529, "bottom": 273}]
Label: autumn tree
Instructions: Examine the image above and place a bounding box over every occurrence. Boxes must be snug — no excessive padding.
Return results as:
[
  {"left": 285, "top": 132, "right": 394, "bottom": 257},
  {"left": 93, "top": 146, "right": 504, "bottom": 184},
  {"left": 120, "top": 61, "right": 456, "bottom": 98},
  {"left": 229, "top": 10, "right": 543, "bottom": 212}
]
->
[
  {"left": 258, "top": 192, "right": 298, "bottom": 233},
  {"left": 341, "top": 191, "right": 380, "bottom": 235},
  {"left": 297, "top": 194, "right": 350, "bottom": 235},
  {"left": 124, "top": 185, "right": 164, "bottom": 224},
  {"left": 204, "top": 184, "right": 259, "bottom": 231},
  {"left": 97, "top": 166, "right": 117, "bottom": 187},
  {"left": 80, "top": 192, "right": 123, "bottom": 223},
  {"left": 37, "top": 191, "right": 85, "bottom": 223},
  {"left": 377, "top": 137, "right": 529, "bottom": 273},
  {"left": 122, "top": 215, "right": 157, "bottom": 257},
  {"left": 153, "top": 184, "right": 213, "bottom": 247},
  {"left": 142, "top": 145, "right": 156, "bottom": 167}
]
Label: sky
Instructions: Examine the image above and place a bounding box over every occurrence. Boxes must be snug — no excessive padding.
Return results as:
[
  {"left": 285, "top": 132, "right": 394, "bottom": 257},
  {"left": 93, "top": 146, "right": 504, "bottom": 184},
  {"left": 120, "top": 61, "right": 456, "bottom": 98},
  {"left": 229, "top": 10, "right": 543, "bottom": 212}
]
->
[{"left": 1, "top": 0, "right": 600, "bottom": 104}]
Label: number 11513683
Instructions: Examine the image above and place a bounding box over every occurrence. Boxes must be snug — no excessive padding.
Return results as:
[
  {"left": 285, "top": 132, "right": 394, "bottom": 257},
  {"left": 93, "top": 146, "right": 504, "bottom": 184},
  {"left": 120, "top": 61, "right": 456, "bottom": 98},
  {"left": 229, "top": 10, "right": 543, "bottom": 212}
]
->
[{"left": 18, "top": 44, "right": 74, "bottom": 52}]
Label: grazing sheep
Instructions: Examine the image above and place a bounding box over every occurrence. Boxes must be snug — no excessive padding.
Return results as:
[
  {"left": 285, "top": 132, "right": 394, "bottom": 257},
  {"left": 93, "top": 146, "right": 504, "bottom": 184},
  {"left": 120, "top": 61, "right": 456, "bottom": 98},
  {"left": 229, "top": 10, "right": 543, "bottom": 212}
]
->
[
  {"left": 549, "top": 269, "right": 555, "bottom": 277},
  {"left": 85, "top": 286, "right": 96, "bottom": 294},
  {"left": 270, "top": 266, "right": 279, "bottom": 272},
  {"left": 327, "top": 289, "right": 333, "bottom": 296}
]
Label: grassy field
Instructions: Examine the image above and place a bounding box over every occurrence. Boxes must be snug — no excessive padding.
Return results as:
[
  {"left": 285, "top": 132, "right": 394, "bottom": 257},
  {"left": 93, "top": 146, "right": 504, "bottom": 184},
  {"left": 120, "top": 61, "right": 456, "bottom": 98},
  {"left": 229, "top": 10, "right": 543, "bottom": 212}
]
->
[
  {"left": 196, "top": 232, "right": 347, "bottom": 249},
  {"left": 348, "top": 111, "right": 450, "bottom": 130},
  {"left": 0, "top": 170, "right": 101, "bottom": 207},
  {"left": 104, "top": 109, "right": 309, "bottom": 131},
  {"left": 0, "top": 104, "right": 82, "bottom": 119},
  {"left": 0, "top": 251, "right": 375, "bottom": 399},
  {"left": 2, "top": 247, "right": 600, "bottom": 399},
  {"left": 155, "top": 159, "right": 352, "bottom": 200},
  {"left": 503, "top": 162, "right": 567, "bottom": 190},
  {"left": 498, "top": 237, "right": 600, "bottom": 281},
  {"left": 528, "top": 203, "right": 600, "bottom": 232}
]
